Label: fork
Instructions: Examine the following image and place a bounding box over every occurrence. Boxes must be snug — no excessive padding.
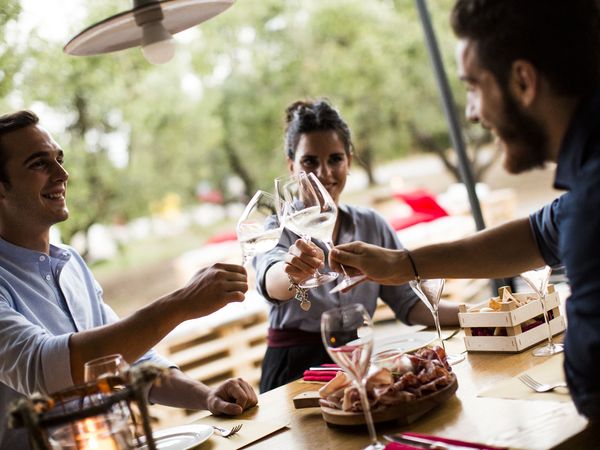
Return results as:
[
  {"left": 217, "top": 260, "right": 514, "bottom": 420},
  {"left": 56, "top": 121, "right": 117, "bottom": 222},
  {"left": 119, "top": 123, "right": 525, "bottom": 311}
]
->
[
  {"left": 518, "top": 373, "right": 568, "bottom": 392},
  {"left": 212, "top": 424, "right": 243, "bottom": 437}
]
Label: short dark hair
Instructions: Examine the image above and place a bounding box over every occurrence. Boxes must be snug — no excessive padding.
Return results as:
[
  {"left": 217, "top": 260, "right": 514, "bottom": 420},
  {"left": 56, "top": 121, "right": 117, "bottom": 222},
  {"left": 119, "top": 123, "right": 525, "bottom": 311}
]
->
[
  {"left": 0, "top": 110, "right": 39, "bottom": 184},
  {"left": 284, "top": 99, "right": 354, "bottom": 160},
  {"left": 451, "top": 0, "right": 600, "bottom": 97}
]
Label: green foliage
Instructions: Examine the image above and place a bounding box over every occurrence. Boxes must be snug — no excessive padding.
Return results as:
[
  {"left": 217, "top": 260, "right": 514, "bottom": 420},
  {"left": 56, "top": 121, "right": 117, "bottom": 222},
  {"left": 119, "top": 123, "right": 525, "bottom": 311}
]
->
[{"left": 2, "top": 0, "right": 488, "bottom": 248}]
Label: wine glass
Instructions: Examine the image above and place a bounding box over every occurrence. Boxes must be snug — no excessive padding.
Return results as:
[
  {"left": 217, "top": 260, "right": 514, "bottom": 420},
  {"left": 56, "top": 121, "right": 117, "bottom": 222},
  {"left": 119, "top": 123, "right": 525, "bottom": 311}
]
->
[
  {"left": 409, "top": 279, "right": 465, "bottom": 365},
  {"left": 275, "top": 173, "right": 338, "bottom": 288},
  {"left": 84, "top": 354, "right": 130, "bottom": 382},
  {"left": 236, "top": 190, "right": 283, "bottom": 266},
  {"left": 321, "top": 304, "right": 384, "bottom": 450},
  {"left": 520, "top": 266, "right": 564, "bottom": 356}
]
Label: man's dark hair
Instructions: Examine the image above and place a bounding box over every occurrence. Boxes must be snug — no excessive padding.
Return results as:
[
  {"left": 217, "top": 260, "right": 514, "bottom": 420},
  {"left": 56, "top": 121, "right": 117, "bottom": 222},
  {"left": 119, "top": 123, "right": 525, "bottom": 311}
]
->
[
  {"left": 284, "top": 99, "right": 354, "bottom": 160},
  {"left": 451, "top": 0, "right": 600, "bottom": 97},
  {"left": 0, "top": 110, "right": 39, "bottom": 185}
]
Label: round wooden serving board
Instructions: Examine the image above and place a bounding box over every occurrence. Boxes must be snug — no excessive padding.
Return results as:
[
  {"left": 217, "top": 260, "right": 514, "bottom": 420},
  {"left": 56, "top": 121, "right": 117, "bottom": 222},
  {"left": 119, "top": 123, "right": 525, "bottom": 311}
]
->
[{"left": 295, "top": 374, "right": 458, "bottom": 426}]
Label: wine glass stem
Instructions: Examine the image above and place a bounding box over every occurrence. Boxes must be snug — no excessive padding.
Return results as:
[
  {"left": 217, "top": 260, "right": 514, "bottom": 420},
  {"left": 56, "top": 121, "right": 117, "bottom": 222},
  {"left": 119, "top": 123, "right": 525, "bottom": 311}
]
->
[
  {"left": 432, "top": 309, "right": 446, "bottom": 353},
  {"left": 302, "top": 234, "right": 324, "bottom": 277},
  {"left": 539, "top": 294, "right": 554, "bottom": 347},
  {"left": 325, "top": 241, "right": 351, "bottom": 280},
  {"left": 356, "top": 381, "right": 380, "bottom": 446}
]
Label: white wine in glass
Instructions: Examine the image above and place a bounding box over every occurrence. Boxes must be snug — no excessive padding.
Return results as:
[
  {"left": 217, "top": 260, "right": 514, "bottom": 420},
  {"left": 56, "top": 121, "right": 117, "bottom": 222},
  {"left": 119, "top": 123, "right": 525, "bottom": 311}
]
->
[
  {"left": 275, "top": 173, "right": 338, "bottom": 288},
  {"left": 236, "top": 190, "right": 283, "bottom": 266},
  {"left": 520, "top": 266, "right": 564, "bottom": 357},
  {"left": 409, "top": 278, "right": 465, "bottom": 365},
  {"left": 321, "top": 304, "right": 384, "bottom": 450}
]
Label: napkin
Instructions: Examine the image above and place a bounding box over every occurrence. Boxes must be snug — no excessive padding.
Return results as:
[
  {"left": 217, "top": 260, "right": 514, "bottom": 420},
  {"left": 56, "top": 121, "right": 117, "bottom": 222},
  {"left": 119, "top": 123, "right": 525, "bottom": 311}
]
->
[
  {"left": 191, "top": 418, "right": 288, "bottom": 450},
  {"left": 302, "top": 364, "right": 340, "bottom": 382},
  {"left": 478, "top": 354, "right": 569, "bottom": 402},
  {"left": 386, "top": 432, "right": 508, "bottom": 450}
]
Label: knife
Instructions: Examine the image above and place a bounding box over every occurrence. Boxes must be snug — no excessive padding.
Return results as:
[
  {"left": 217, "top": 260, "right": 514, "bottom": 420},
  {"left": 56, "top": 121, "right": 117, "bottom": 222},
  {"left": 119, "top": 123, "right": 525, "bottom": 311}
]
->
[
  {"left": 308, "top": 367, "right": 343, "bottom": 371},
  {"left": 383, "top": 434, "right": 476, "bottom": 450}
]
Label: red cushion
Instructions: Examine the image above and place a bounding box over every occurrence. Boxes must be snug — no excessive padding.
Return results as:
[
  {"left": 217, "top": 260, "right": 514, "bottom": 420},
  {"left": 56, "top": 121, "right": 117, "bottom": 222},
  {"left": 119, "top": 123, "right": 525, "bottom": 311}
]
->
[
  {"left": 393, "top": 189, "right": 448, "bottom": 218},
  {"left": 389, "top": 212, "right": 440, "bottom": 231},
  {"left": 205, "top": 230, "right": 237, "bottom": 244}
]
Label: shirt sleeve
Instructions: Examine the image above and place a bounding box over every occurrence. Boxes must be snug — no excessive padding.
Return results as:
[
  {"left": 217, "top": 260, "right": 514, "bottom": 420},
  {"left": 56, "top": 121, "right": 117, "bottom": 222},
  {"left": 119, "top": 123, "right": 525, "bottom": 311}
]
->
[
  {"left": 371, "top": 212, "right": 420, "bottom": 324},
  {"left": 0, "top": 297, "right": 73, "bottom": 395},
  {"left": 254, "top": 228, "right": 296, "bottom": 304},
  {"left": 529, "top": 195, "right": 567, "bottom": 267}
]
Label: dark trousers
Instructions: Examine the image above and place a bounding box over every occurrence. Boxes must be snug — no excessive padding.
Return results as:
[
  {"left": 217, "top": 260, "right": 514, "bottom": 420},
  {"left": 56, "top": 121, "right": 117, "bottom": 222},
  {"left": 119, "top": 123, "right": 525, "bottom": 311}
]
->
[{"left": 259, "top": 344, "right": 333, "bottom": 393}]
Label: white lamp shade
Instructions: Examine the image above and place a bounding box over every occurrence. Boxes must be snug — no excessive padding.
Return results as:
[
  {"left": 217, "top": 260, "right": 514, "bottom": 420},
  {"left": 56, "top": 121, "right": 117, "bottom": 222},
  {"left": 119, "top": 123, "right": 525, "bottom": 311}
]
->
[{"left": 64, "top": 0, "right": 234, "bottom": 56}]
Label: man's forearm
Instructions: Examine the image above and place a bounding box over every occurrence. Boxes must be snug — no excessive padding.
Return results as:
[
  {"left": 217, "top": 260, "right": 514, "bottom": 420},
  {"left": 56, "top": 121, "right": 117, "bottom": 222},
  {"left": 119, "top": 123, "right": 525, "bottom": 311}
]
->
[
  {"left": 149, "top": 368, "right": 210, "bottom": 410},
  {"left": 69, "top": 291, "right": 184, "bottom": 384},
  {"left": 411, "top": 218, "right": 545, "bottom": 280}
]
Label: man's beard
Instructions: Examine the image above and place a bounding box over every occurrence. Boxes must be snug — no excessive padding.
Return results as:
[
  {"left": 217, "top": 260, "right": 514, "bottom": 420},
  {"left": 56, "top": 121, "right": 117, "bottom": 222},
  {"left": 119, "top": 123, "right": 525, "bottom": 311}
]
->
[{"left": 495, "top": 87, "right": 549, "bottom": 174}]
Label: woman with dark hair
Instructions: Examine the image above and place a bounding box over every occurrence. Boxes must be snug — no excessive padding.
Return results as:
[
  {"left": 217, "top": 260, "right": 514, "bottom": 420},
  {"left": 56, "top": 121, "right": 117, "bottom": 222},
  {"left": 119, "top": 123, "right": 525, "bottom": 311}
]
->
[{"left": 254, "top": 99, "right": 461, "bottom": 392}]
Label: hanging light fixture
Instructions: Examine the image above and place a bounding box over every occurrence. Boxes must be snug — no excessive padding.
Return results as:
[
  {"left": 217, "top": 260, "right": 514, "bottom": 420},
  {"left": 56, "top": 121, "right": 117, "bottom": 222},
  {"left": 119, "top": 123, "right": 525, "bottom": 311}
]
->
[{"left": 64, "top": 0, "right": 235, "bottom": 65}]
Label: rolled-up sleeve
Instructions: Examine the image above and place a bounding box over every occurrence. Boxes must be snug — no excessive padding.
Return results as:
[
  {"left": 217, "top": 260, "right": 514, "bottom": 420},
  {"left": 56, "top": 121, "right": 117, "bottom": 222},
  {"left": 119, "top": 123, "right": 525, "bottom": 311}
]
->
[
  {"left": 254, "top": 232, "right": 294, "bottom": 304},
  {"left": 529, "top": 196, "right": 567, "bottom": 268},
  {"left": 0, "top": 299, "right": 73, "bottom": 395}
]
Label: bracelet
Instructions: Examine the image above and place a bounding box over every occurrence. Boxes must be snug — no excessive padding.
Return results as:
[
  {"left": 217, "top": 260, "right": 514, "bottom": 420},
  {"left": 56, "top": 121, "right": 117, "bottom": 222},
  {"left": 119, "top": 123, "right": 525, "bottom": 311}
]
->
[
  {"left": 287, "top": 274, "right": 311, "bottom": 311},
  {"left": 405, "top": 250, "right": 420, "bottom": 282}
]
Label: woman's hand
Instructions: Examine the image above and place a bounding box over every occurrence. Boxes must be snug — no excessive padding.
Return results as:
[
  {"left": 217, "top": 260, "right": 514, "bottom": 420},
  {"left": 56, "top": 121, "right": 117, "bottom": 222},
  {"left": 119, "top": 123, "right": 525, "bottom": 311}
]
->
[{"left": 283, "top": 239, "right": 325, "bottom": 283}]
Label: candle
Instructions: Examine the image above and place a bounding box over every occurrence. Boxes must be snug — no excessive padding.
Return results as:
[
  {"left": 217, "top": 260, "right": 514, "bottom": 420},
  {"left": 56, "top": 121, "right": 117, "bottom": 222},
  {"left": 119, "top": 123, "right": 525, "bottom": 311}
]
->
[{"left": 50, "top": 415, "right": 131, "bottom": 450}]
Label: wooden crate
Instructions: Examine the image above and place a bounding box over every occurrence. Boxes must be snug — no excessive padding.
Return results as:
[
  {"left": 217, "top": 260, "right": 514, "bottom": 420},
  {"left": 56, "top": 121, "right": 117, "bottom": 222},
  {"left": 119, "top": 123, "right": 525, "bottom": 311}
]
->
[{"left": 458, "top": 284, "right": 566, "bottom": 353}]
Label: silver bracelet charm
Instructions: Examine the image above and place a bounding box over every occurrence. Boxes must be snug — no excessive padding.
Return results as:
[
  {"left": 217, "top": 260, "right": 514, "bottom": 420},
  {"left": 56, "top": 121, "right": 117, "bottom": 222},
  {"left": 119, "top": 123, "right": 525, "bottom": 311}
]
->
[{"left": 287, "top": 274, "right": 311, "bottom": 311}]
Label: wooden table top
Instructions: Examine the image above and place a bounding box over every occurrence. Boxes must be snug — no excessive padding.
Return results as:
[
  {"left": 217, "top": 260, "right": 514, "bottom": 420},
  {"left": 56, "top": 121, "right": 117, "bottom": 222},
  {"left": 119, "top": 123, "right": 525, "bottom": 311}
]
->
[{"left": 203, "top": 330, "right": 595, "bottom": 450}]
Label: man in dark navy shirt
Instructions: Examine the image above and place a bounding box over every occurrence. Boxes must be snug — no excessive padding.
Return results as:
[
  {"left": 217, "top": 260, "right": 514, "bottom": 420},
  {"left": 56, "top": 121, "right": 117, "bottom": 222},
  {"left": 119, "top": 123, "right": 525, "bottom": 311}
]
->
[{"left": 329, "top": 0, "right": 600, "bottom": 420}]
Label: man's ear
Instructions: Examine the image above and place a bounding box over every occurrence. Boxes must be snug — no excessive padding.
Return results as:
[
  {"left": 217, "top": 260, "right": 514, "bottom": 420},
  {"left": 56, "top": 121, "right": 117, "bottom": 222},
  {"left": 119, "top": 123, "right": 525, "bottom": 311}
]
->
[{"left": 509, "top": 59, "right": 539, "bottom": 107}]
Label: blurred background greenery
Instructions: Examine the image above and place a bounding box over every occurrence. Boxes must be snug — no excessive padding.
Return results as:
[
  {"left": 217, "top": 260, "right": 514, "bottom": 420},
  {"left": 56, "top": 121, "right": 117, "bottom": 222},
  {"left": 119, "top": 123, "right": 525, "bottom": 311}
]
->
[{"left": 2, "top": 0, "right": 538, "bottom": 313}]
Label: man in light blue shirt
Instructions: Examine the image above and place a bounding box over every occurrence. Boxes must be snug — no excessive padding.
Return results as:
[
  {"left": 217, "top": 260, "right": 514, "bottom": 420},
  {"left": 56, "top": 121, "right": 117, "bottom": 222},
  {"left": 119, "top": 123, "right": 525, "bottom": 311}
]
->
[{"left": 0, "top": 110, "right": 257, "bottom": 449}]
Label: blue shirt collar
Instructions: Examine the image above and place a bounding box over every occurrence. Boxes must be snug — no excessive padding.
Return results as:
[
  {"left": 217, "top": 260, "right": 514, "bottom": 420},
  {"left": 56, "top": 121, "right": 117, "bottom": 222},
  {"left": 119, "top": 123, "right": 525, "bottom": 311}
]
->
[
  {"left": 0, "top": 237, "right": 71, "bottom": 263},
  {"left": 554, "top": 87, "right": 600, "bottom": 190}
]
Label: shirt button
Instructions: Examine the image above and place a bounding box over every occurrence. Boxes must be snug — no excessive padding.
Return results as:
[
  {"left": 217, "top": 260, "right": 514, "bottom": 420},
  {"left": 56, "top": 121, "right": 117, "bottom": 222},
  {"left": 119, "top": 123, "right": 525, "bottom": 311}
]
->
[
  {"left": 45, "top": 274, "right": 51, "bottom": 281},
  {"left": 39, "top": 256, "right": 46, "bottom": 262}
]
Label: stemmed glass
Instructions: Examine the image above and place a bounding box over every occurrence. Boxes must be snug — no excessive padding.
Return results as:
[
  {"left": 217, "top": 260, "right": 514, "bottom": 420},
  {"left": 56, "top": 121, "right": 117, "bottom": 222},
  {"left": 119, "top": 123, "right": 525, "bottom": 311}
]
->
[
  {"left": 321, "top": 304, "right": 384, "bottom": 450},
  {"left": 275, "top": 173, "right": 338, "bottom": 288},
  {"left": 236, "top": 190, "right": 283, "bottom": 266},
  {"left": 520, "top": 266, "right": 564, "bottom": 356},
  {"left": 409, "top": 279, "right": 465, "bottom": 365},
  {"left": 84, "top": 353, "right": 130, "bottom": 382}
]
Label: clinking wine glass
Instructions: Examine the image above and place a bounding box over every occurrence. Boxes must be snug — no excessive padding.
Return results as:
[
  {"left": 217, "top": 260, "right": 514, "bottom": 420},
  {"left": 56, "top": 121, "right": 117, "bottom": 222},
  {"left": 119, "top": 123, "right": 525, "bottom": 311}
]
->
[
  {"left": 409, "top": 279, "right": 465, "bottom": 365},
  {"left": 520, "top": 266, "right": 564, "bottom": 357},
  {"left": 321, "top": 303, "right": 384, "bottom": 450},
  {"left": 295, "top": 173, "right": 367, "bottom": 294},
  {"left": 275, "top": 172, "right": 338, "bottom": 288},
  {"left": 236, "top": 190, "right": 283, "bottom": 266}
]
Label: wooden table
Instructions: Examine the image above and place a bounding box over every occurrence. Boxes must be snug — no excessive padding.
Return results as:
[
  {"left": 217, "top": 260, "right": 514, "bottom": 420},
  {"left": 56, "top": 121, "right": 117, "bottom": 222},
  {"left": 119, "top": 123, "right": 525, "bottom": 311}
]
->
[{"left": 194, "top": 331, "right": 596, "bottom": 450}]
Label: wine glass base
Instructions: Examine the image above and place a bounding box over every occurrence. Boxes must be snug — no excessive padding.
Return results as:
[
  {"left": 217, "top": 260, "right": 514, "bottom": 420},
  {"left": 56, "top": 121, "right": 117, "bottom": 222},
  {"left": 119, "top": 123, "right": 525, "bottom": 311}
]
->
[
  {"left": 447, "top": 353, "right": 465, "bottom": 365},
  {"left": 329, "top": 275, "right": 367, "bottom": 294},
  {"left": 363, "top": 443, "right": 385, "bottom": 450},
  {"left": 299, "top": 271, "right": 338, "bottom": 289},
  {"left": 533, "top": 342, "right": 564, "bottom": 357}
]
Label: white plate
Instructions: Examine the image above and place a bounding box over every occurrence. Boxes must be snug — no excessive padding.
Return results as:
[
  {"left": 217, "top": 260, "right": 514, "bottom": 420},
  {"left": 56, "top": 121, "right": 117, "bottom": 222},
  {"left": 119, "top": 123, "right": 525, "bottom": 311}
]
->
[
  {"left": 137, "top": 424, "right": 213, "bottom": 450},
  {"left": 373, "top": 331, "right": 437, "bottom": 355}
]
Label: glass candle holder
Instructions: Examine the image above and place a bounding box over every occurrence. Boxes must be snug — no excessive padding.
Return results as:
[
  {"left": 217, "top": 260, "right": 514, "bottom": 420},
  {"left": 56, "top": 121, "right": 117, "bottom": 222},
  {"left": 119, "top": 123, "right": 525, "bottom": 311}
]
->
[{"left": 49, "top": 413, "right": 132, "bottom": 450}]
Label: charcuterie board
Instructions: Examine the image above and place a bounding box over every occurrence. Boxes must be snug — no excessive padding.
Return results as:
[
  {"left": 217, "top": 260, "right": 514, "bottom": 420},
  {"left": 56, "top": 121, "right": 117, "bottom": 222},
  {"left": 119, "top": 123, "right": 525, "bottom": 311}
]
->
[{"left": 293, "top": 373, "right": 457, "bottom": 426}]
